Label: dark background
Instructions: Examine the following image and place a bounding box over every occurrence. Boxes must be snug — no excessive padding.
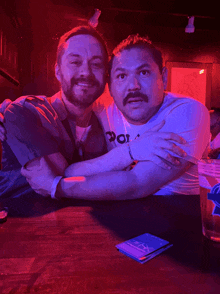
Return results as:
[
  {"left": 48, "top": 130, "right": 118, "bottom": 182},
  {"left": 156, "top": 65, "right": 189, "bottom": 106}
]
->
[{"left": 0, "top": 0, "right": 220, "bottom": 107}]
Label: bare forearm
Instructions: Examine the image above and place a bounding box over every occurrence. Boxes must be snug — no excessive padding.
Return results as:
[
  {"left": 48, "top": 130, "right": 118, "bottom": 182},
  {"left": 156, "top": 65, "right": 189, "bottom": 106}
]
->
[
  {"left": 65, "top": 144, "right": 133, "bottom": 177},
  {"left": 56, "top": 158, "right": 193, "bottom": 201},
  {"left": 57, "top": 171, "right": 141, "bottom": 200}
]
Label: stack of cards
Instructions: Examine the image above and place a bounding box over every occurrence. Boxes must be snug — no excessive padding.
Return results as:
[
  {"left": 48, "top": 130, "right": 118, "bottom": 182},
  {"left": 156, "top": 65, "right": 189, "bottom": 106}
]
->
[{"left": 116, "top": 233, "right": 173, "bottom": 264}]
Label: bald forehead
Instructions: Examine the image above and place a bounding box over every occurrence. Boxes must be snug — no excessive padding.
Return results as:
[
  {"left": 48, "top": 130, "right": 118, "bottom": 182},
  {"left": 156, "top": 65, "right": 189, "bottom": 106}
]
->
[
  {"left": 63, "top": 34, "right": 105, "bottom": 59},
  {"left": 66, "top": 34, "right": 101, "bottom": 48}
]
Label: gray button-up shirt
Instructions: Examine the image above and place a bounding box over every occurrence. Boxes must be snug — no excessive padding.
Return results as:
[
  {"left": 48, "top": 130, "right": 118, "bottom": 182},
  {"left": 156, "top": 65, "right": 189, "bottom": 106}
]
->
[{"left": 0, "top": 92, "right": 107, "bottom": 199}]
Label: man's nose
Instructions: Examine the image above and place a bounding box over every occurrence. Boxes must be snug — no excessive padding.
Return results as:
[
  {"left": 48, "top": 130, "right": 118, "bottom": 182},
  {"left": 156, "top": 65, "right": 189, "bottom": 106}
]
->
[
  {"left": 79, "top": 62, "right": 92, "bottom": 77},
  {"left": 128, "top": 75, "right": 141, "bottom": 92}
]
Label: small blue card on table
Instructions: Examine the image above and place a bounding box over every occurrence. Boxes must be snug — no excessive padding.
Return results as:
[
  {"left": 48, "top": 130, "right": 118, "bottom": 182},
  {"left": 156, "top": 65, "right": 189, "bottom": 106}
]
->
[{"left": 116, "top": 233, "right": 173, "bottom": 264}]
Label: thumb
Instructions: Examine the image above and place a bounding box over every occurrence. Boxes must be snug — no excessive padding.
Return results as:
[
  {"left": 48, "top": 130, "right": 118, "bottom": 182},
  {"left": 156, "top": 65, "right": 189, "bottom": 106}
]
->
[
  {"left": 21, "top": 166, "right": 29, "bottom": 177},
  {"left": 149, "top": 120, "right": 165, "bottom": 132}
]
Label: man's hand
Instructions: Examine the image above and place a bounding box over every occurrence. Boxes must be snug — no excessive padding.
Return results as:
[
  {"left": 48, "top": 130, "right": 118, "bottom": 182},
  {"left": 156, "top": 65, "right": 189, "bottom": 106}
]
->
[
  {"left": 20, "top": 152, "right": 68, "bottom": 196},
  {"left": 0, "top": 99, "right": 12, "bottom": 141},
  {"left": 21, "top": 157, "right": 56, "bottom": 196},
  {"left": 129, "top": 120, "right": 187, "bottom": 169}
]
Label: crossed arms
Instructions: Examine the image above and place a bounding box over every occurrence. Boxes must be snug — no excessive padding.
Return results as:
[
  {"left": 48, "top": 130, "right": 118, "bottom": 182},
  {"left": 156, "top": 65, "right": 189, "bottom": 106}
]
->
[
  {"left": 21, "top": 151, "right": 192, "bottom": 200},
  {"left": 1, "top": 98, "right": 210, "bottom": 200}
]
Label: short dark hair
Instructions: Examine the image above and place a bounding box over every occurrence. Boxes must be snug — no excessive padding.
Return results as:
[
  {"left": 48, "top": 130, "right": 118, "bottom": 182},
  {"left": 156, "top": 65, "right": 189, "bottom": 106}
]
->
[
  {"left": 108, "top": 34, "right": 163, "bottom": 76},
  {"left": 56, "top": 25, "right": 109, "bottom": 66}
]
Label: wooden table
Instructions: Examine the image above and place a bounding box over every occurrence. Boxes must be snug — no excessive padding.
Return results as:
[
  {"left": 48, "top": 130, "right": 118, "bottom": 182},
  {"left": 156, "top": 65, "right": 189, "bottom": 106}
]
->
[{"left": 1, "top": 194, "right": 220, "bottom": 294}]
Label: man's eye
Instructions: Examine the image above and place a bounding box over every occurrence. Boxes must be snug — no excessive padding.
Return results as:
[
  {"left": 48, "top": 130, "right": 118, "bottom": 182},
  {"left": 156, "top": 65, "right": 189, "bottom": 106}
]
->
[
  {"left": 140, "top": 70, "right": 150, "bottom": 76},
  {"left": 116, "top": 73, "right": 126, "bottom": 80},
  {"left": 70, "top": 61, "right": 81, "bottom": 66},
  {"left": 91, "top": 62, "right": 103, "bottom": 69}
]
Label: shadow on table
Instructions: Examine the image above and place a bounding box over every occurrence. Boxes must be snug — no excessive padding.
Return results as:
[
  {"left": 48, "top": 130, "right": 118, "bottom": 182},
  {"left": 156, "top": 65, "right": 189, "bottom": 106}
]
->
[
  {"left": 1, "top": 191, "right": 67, "bottom": 217},
  {"left": 89, "top": 195, "right": 220, "bottom": 273}
]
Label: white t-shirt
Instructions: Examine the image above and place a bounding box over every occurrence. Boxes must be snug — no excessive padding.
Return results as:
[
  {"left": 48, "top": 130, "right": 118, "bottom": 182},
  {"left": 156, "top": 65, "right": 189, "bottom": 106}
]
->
[
  {"left": 75, "top": 125, "right": 91, "bottom": 143},
  {"left": 94, "top": 92, "right": 210, "bottom": 195}
]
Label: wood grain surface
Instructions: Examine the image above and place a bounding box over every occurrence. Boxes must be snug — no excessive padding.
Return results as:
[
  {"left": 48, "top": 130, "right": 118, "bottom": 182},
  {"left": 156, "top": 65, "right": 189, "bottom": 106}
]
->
[{"left": 1, "top": 195, "right": 220, "bottom": 294}]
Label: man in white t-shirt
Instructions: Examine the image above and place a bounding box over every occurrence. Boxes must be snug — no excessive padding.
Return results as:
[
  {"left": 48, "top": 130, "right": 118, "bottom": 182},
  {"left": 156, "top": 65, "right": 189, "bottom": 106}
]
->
[{"left": 19, "top": 34, "right": 210, "bottom": 199}]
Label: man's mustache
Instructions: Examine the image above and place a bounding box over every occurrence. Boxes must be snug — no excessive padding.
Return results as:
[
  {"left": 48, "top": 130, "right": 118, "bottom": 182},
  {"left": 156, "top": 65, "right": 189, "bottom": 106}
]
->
[{"left": 123, "top": 92, "right": 149, "bottom": 106}]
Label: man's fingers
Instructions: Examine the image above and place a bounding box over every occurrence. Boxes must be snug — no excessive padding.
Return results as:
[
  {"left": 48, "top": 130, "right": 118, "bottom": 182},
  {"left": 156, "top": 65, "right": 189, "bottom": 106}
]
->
[
  {"left": 20, "top": 166, "right": 31, "bottom": 178},
  {"left": 20, "top": 167, "right": 27, "bottom": 177},
  {"left": 148, "top": 120, "right": 165, "bottom": 132},
  {"left": 158, "top": 140, "right": 187, "bottom": 158},
  {"left": 153, "top": 149, "right": 181, "bottom": 166},
  {"left": 24, "top": 157, "right": 43, "bottom": 171},
  {"left": 144, "top": 123, "right": 187, "bottom": 146},
  {"left": 150, "top": 155, "right": 171, "bottom": 170},
  {"left": 158, "top": 132, "right": 187, "bottom": 144},
  {"left": 170, "top": 143, "right": 187, "bottom": 158}
]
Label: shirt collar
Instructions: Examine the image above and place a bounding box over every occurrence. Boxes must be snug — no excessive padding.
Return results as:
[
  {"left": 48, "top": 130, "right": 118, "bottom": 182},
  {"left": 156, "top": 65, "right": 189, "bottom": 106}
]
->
[{"left": 50, "top": 91, "right": 68, "bottom": 121}]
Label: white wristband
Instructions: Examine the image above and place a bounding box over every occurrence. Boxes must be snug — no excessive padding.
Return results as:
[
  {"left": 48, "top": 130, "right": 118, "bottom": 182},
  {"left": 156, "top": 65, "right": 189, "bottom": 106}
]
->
[{"left": 51, "top": 176, "right": 63, "bottom": 199}]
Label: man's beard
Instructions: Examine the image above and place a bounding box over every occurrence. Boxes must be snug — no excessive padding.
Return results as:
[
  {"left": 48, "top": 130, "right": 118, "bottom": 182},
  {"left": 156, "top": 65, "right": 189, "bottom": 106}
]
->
[{"left": 61, "top": 75, "right": 104, "bottom": 108}]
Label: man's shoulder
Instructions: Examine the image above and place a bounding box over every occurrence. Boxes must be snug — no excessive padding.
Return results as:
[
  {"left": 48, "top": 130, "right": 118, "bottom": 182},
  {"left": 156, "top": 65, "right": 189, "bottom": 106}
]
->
[
  {"left": 164, "top": 92, "right": 208, "bottom": 113},
  {"left": 166, "top": 91, "right": 203, "bottom": 104},
  {"left": 4, "top": 95, "right": 55, "bottom": 122},
  {"left": 12, "top": 95, "right": 48, "bottom": 106}
]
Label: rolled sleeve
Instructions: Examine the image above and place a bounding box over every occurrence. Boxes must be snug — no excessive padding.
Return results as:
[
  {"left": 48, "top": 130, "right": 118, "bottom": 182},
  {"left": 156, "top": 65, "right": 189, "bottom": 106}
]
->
[{"left": 4, "top": 102, "right": 59, "bottom": 166}]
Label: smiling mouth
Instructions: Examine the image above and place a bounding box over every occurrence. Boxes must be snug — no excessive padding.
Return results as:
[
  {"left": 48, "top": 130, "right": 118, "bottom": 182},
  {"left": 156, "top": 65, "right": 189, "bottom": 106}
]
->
[{"left": 76, "top": 82, "right": 94, "bottom": 88}]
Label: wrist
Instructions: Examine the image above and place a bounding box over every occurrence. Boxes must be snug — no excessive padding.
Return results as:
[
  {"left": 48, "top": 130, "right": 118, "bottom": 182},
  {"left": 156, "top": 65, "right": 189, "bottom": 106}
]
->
[
  {"left": 51, "top": 176, "right": 63, "bottom": 200},
  {"left": 55, "top": 178, "right": 64, "bottom": 199},
  {"left": 117, "top": 143, "right": 134, "bottom": 164},
  {"left": 56, "top": 176, "right": 86, "bottom": 199},
  {"left": 128, "top": 140, "right": 139, "bottom": 162}
]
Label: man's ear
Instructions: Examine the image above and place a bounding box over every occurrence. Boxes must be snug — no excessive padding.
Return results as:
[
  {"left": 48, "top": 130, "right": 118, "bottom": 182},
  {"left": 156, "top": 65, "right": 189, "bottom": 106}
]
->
[
  {"left": 162, "top": 66, "right": 168, "bottom": 91},
  {"left": 55, "top": 63, "right": 61, "bottom": 83}
]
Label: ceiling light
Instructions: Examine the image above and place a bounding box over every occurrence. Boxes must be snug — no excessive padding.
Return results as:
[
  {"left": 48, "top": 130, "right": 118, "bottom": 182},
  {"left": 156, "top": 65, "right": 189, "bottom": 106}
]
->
[
  {"left": 89, "top": 9, "right": 101, "bottom": 28},
  {"left": 185, "top": 16, "right": 195, "bottom": 33}
]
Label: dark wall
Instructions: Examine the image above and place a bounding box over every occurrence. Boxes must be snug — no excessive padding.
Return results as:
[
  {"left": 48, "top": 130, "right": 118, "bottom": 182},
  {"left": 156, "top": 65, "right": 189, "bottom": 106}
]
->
[
  {"left": 2, "top": 0, "right": 219, "bottom": 107},
  {"left": 27, "top": 2, "right": 220, "bottom": 106},
  {"left": 101, "top": 20, "right": 220, "bottom": 108}
]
